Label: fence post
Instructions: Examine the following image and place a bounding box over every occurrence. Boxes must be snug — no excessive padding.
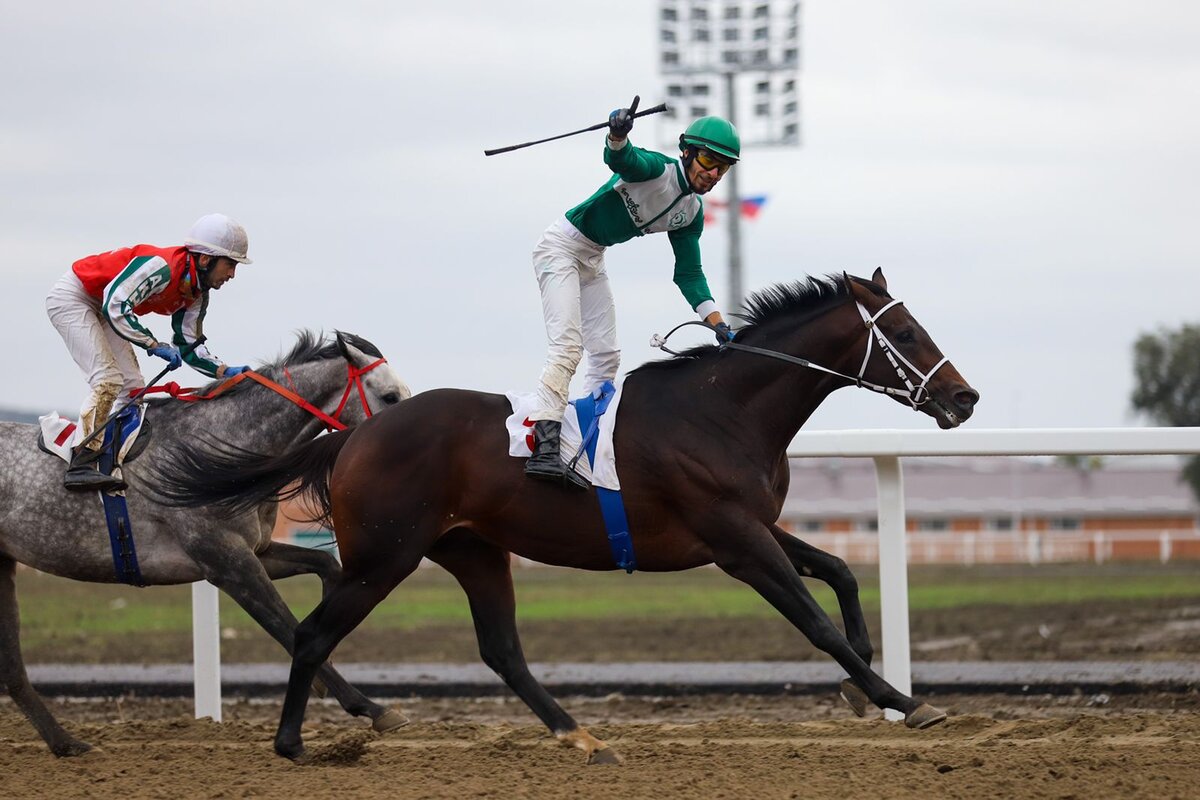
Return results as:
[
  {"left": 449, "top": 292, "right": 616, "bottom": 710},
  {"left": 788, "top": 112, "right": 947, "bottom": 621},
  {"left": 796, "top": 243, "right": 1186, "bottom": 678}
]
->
[
  {"left": 873, "top": 455, "right": 909, "bottom": 722},
  {"left": 192, "top": 581, "right": 222, "bottom": 721},
  {"left": 1160, "top": 531, "right": 1172, "bottom": 564},
  {"left": 1026, "top": 531, "right": 1042, "bottom": 565}
]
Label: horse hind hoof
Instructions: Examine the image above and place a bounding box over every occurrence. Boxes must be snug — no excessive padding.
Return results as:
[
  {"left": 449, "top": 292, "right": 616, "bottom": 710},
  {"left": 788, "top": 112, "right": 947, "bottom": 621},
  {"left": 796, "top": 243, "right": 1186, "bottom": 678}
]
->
[
  {"left": 275, "top": 740, "right": 308, "bottom": 762},
  {"left": 905, "top": 703, "right": 948, "bottom": 729},
  {"left": 839, "top": 679, "right": 869, "bottom": 717},
  {"left": 52, "top": 739, "right": 94, "bottom": 758},
  {"left": 371, "top": 708, "right": 410, "bottom": 733},
  {"left": 588, "top": 747, "right": 623, "bottom": 765}
]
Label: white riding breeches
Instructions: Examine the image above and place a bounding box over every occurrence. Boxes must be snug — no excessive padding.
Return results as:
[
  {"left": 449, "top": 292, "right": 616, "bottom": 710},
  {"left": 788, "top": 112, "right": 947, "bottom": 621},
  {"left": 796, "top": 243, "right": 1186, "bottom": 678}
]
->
[
  {"left": 46, "top": 271, "right": 144, "bottom": 447},
  {"left": 530, "top": 217, "right": 621, "bottom": 422}
]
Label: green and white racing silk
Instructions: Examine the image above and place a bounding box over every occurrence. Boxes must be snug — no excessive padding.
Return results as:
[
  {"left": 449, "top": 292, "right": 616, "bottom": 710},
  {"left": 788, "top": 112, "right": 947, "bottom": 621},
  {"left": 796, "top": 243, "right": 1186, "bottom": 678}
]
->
[{"left": 564, "top": 138, "right": 713, "bottom": 313}]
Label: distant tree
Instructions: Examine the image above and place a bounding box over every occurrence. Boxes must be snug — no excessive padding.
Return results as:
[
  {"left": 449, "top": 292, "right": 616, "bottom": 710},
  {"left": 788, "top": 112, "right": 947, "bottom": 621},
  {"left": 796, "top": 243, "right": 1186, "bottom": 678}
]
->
[
  {"left": 1131, "top": 324, "right": 1200, "bottom": 500},
  {"left": 1055, "top": 454, "right": 1105, "bottom": 471}
]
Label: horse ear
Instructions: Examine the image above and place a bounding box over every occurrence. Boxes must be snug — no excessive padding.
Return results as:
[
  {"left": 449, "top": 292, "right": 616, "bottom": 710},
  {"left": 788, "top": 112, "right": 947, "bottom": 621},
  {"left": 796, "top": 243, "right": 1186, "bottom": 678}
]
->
[
  {"left": 871, "top": 267, "right": 888, "bottom": 291},
  {"left": 334, "top": 331, "right": 351, "bottom": 360},
  {"left": 846, "top": 274, "right": 868, "bottom": 304}
]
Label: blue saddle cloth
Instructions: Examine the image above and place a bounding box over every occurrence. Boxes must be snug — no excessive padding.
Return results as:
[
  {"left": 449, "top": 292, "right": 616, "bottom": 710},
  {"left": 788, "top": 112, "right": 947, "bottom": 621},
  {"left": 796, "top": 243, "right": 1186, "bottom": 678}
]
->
[{"left": 569, "top": 382, "right": 636, "bottom": 573}]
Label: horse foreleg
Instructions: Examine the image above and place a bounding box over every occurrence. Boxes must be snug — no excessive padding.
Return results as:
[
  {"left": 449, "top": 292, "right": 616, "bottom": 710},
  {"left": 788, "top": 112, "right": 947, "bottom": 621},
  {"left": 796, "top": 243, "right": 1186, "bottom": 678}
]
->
[
  {"left": 0, "top": 557, "right": 92, "bottom": 757},
  {"left": 770, "top": 525, "right": 874, "bottom": 716},
  {"left": 198, "top": 544, "right": 405, "bottom": 732},
  {"left": 712, "top": 520, "right": 944, "bottom": 728},
  {"left": 426, "top": 530, "right": 622, "bottom": 765}
]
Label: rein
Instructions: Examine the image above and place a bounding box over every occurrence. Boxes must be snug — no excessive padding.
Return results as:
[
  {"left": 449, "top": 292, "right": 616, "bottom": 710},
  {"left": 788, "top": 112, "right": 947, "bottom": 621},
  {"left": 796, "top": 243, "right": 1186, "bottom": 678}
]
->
[
  {"left": 136, "top": 358, "right": 388, "bottom": 431},
  {"left": 651, "top": 299, "right": 948, "bottom": 409}
]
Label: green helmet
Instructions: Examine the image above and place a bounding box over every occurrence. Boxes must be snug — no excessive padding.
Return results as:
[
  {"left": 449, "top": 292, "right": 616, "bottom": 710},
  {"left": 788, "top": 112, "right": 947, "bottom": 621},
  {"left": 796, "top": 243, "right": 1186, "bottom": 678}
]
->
[{"left": 679, "top": 116, "right": 741, "bottom": 161}]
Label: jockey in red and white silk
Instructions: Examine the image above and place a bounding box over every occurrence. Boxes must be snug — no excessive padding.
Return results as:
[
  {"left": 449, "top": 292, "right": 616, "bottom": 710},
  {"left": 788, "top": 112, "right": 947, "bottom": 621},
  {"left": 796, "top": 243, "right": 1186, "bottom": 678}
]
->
[{"left": 45, "top": 213, "right": 252, "bottom": 492}]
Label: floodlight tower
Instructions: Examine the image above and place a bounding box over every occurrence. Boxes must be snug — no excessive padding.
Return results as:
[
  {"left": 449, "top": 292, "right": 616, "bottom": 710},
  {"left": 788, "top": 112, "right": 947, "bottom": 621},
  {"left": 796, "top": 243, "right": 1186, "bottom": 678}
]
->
[{"left": 657, "top": 0, "right": 801, "bottom": 313}]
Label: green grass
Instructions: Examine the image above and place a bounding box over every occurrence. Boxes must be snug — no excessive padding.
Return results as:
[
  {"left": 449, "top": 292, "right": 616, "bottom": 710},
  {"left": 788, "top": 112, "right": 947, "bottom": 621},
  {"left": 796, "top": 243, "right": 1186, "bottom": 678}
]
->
[{"left": 13, "top": 561, "right": 1200, "bottom": 643}]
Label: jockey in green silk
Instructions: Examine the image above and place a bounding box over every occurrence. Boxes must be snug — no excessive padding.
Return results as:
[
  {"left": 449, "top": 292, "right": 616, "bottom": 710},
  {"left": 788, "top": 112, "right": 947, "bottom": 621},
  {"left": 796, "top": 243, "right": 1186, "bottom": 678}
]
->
[{"left": 524, "top": 112, "right": 742, "bottom": 490}]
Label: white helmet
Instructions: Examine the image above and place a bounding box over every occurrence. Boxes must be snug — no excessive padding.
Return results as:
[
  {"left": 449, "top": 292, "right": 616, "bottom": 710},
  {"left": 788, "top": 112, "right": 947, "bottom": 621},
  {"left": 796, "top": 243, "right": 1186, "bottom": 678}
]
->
[{"left": 184, "top": 213, "right": 252, "bottom": 264}]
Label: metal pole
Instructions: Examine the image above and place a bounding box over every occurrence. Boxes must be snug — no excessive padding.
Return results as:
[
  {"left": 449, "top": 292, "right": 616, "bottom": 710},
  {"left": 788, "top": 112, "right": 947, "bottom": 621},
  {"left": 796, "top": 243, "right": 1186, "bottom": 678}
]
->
[
  {"left": 873, "top": 455, "right": 909, "bottom": 722},
  {"left": 724, "top": 71, "right": 744, "bottom": 314}
]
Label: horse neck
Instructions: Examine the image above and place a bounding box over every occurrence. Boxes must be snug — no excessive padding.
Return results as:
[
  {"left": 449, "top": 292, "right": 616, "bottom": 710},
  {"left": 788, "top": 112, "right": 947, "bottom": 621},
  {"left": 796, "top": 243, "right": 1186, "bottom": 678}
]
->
[
  {"left": 152, "top": 359, "right": 348, "bottom": 454},
  {"left": 706, "top": 301, "right": 870, "bottom": 455}
]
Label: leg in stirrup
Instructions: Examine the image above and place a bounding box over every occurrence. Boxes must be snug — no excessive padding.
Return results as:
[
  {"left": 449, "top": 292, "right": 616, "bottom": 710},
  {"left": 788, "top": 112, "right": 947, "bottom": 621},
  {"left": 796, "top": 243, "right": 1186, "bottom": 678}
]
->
[
  {"left": 63, "top": 444, "right": 126, "bottom": 492},
  {"left": 524, "top": 420, "right": 589, "bottom": 491}
]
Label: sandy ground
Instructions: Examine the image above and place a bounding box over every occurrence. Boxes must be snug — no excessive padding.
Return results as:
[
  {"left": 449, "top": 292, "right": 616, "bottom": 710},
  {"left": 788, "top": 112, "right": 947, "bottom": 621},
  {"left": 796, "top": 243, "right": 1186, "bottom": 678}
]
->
[
  {"left": 1, "top": 692, "right": 1197, "bottom": 799},
  {"left": 6, "top": 571, "right": 1197, "bottom": 797}
]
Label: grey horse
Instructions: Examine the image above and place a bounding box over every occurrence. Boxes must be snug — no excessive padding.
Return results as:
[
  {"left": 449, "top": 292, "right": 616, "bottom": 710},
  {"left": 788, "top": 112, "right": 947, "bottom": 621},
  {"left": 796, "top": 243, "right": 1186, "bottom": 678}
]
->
[{"left": 0, "top": 330, "right": 411, "bottom": 756}]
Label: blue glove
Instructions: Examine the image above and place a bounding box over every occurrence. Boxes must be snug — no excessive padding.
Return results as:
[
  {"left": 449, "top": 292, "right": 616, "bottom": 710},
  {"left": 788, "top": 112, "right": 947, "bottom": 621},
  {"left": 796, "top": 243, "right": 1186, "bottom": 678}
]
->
[
  {"left": 223, "top": 365, "right": 251, "bottom": 377},
  {"left": 148, "top": 343, "right": 182, "bottom": 370},
  {"left": 714, "top": 322, "right": 735, "bottom": 344},
  {"left": 608, "top": 107, "right": 634, "bottom": 138}
]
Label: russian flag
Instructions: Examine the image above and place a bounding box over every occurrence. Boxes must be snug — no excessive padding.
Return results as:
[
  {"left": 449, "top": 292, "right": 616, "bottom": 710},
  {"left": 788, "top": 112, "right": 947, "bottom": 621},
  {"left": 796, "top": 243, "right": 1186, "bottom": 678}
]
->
[
  {"left": 739, "top": 195, "right": 768, "bottom": 220},
  {"left": 704, "top": 196, "right": 768, "bottom": 222}
]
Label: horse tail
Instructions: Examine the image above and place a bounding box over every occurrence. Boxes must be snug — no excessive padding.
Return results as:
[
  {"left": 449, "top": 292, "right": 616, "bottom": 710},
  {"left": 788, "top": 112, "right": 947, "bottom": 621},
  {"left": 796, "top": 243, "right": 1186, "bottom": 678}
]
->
[{"left": 149, "top": 430, "right": 352, "bottom": 522}]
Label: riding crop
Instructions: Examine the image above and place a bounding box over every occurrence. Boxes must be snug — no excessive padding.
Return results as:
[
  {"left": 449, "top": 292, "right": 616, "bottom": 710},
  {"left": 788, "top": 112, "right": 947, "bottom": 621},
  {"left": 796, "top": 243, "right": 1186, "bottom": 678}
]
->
[
  {"left": 484, "top": 96, "right": 668, "bottom": 156},
  {"left": 74, "top": 336, "right": 207, "bottom": 452}
]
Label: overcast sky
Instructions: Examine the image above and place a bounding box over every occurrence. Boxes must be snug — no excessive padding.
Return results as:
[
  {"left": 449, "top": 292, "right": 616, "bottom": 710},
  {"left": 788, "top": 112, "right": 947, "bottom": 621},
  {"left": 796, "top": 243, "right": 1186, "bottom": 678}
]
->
[{"left": 2, "top": 1, "right": 1197, "bottom": 436}]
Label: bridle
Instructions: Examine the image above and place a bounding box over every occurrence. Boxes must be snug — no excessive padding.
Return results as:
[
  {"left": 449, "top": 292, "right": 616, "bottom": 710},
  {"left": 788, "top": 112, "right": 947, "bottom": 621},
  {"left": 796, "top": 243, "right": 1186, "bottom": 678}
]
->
[
  {"left": 138, "top": 357, "right": 389, "bottom": 431},
  {"left": 651, "top": 298, "right": 949, "bottom": 409}
]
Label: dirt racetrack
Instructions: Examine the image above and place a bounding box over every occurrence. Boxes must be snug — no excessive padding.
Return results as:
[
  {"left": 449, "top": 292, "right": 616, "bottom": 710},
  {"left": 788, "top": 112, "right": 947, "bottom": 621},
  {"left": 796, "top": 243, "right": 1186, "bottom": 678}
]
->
[{"left": 2, "top": 692, "right": 1197, "bottom": 799}]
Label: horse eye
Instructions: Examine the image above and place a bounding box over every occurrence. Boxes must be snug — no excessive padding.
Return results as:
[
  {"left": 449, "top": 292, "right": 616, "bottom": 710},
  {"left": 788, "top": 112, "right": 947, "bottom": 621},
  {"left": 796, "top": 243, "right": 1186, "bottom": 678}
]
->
[
  {"left": 381, "top": 392, "right": 401, "bottom": 405},
  {"left": 896, "top": 329, "right": 916, "bottom": 345}
]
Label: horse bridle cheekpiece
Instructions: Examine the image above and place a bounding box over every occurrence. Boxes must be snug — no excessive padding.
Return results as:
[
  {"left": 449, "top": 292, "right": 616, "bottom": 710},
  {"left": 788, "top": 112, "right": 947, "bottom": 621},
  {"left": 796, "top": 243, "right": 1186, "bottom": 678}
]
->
[
  {"left": 651, "top": 298, "right": 948, "bottom": 409},
  {"left": 851, "top": 299, "right": 948, "bottom": 408}
]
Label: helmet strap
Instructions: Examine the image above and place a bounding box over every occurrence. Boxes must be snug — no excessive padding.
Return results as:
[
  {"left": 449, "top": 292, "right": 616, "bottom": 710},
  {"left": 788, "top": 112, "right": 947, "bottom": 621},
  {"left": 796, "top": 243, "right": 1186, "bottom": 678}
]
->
[
  {"left": 680, "top": 145, "right": 701, "bottom": 191},
  {"left": 194, "top": 254, "right": 217, "bottom": 290}
]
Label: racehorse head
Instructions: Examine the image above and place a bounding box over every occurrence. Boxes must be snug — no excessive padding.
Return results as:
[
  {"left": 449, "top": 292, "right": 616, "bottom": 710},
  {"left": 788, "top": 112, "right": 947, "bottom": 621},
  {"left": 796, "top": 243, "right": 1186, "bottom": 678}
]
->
[
  {"left": 327, "top": 330, "right": 412, "bottom": 426},
  {"left": 246, "top": 330, "right": 412, "bottom": 429},
  {"left": 841, "top": 268, "right": 978, "bottom": 428}
]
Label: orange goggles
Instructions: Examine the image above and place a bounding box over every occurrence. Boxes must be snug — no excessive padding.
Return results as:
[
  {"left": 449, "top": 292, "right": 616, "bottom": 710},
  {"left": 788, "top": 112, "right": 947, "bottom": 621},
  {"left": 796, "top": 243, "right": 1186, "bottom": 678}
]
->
[{"left": 694, "top": 149, "right": 735, "bottom": 175}]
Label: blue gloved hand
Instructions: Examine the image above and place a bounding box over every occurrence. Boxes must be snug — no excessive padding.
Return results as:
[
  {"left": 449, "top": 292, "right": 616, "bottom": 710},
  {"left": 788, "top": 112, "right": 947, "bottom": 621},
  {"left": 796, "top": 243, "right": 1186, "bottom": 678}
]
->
[
  {"left": 714, "top": 322, "right": 735, "bottom": 344},
  {"left": 608, "top": 107, "right": 634, "bottom": 139},
  {"left": 148, "top": 342, "right": 182, "bottom": 370},
  {"left": 223, "top": 365, "right": 251, "bottom": 377}
]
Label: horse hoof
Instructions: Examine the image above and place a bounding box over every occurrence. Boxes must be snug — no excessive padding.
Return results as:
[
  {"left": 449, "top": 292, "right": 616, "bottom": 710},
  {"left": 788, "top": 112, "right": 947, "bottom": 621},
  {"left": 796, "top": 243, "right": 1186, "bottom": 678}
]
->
[
  {"left": 839, "top": 679, "right": 869, "bottom": 717},
  {"left": 588, "top": 747, "right": 623, "bottom": 765},
  {"left": 275, "top": 739, "right": 308, "bottom": 762},
  {"left": 372, "top": 708, "right": 410, "bottom": 733},
  {"left": 52, "top": 739, "right": 93, "bottom": 758},
  {"left": 905, "top": 703, "right": 947, "bottom": 729}
]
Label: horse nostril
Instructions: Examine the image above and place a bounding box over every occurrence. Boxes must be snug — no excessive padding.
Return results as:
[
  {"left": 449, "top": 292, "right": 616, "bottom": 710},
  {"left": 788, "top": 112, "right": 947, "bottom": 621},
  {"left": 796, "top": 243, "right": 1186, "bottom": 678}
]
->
[{"left": 955, "top": 389, "right": 980, "bottom": 410}]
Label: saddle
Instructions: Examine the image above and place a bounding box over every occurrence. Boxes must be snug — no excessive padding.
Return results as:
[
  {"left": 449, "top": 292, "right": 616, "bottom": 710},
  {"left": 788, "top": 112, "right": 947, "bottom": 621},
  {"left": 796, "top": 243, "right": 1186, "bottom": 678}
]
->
[{"left": 37, "top": 405, "right": 152, "bottom": 469}]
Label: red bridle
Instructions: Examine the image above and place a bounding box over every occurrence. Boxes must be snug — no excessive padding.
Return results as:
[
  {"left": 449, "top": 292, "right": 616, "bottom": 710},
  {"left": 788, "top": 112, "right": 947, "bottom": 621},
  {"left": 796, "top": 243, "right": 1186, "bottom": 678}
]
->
[{"left": 136, "top": 358, "right": 389, "bottom": 432}]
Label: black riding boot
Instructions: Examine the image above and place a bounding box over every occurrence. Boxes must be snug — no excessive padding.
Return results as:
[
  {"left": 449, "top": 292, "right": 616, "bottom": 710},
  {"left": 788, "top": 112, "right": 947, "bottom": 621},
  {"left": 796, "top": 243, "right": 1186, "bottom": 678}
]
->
[
  {"left": 63, "top": 445, "right": 126, "bottom": 493},
  {"left": 524, "top": 420, "right": 589, "bottom": 491}
]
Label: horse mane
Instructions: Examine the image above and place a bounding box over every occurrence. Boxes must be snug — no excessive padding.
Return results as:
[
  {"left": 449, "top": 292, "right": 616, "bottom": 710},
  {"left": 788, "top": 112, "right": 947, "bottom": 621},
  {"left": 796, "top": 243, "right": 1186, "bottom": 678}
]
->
[
  {"left": 143, "top": 330, "right": 380, "bottom": 407},
  {"left": 631, "top": 273, "right": 885, "bottom": 374}
]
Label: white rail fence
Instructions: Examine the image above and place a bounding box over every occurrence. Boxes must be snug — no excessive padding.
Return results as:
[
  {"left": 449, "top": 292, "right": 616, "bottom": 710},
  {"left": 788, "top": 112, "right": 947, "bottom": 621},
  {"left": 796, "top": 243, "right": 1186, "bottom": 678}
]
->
[{"left": 191, "top": 426, "right": 1200, "bottom": 722}]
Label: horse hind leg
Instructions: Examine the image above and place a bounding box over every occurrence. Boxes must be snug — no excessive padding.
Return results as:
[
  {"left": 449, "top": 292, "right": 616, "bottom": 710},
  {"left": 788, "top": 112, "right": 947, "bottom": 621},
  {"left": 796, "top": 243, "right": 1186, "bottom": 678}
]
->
[
  {"left": 199, "top": 541, "right": 405, "bottom": 732},
  {"left": 0, "top": 557, "right": 92, "bottom": 756},
  {"left": 275, "top": 539, "right": 430, "bottom": 761},
  {"left": 426, "top": 529, "right": 621, "bottom": 765}
]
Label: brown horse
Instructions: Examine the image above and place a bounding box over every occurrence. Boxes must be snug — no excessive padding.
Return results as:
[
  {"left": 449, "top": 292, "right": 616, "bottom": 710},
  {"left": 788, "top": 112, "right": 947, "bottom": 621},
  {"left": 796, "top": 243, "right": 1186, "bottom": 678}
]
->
[{"left": 155, "top": 269, "right": 979, "bottom": 762}]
